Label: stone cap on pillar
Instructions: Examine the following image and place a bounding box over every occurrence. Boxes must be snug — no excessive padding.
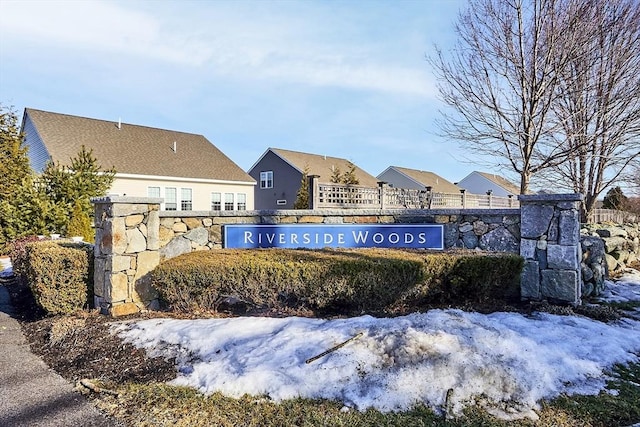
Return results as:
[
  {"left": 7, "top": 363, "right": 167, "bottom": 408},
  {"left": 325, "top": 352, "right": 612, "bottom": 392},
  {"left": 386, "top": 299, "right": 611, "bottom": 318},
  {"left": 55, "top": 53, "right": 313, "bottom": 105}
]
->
[
  {"left": 518, "top": 193, "right": 583, "bottom": 202},
  {"left": 91, "top": 196, "right": 163, "bottom": 205}
]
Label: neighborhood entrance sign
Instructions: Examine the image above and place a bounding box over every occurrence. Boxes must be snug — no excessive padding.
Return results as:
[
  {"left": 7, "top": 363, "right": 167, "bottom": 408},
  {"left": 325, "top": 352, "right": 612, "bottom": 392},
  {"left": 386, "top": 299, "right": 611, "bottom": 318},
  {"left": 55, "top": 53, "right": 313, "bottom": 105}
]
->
[{"left": 223, "top": 224, "right": 444, "bottom": 250}]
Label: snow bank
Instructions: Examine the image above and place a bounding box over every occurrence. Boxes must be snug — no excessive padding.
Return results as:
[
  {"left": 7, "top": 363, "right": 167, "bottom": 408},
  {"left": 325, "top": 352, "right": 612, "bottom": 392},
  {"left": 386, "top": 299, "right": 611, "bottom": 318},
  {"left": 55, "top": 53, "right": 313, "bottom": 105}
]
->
[
  {"left": 599, "top": 270, "right": 640, "bottom": 303},
  {"left": 115, "top": 307, "right": 640, "bottom": 419}
]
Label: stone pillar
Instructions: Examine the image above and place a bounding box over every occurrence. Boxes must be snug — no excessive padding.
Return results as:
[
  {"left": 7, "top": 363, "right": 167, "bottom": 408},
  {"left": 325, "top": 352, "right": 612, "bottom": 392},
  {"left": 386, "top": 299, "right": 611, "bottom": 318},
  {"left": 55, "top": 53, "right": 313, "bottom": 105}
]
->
[
  {"left": 92, "top": 196, "right": 162, "bottom": 316},
  {"left": 519, "top": 194, "right": 583, "bottom": 305}
]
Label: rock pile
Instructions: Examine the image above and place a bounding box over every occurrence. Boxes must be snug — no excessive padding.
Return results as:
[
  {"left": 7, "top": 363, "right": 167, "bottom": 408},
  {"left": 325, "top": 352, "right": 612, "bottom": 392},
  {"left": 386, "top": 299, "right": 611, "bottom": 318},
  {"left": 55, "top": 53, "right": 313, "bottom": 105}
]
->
[{"left": 580, "top": 223, "right": 640, "bottom": 298}]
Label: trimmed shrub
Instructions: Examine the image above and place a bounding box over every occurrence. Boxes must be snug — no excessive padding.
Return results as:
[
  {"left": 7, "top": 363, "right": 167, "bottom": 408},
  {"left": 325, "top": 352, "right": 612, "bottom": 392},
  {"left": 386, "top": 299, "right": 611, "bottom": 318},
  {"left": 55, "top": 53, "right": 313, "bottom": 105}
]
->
[
  {"left": 8, "top": 235, "right": 43, "bottom": 281},
  {"left": 151, "top": 248, "right": 524, "bottom": 315},
  {"left": 24, "top": 241, "right": 92, "bottom": 315},
  {"left": 406, "top": 251, "right": 524, "bottom": 305}
]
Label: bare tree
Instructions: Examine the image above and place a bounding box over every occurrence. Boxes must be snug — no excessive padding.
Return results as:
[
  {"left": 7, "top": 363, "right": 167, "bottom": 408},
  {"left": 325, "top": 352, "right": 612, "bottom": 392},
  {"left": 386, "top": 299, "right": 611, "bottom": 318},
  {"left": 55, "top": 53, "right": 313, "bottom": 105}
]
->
[
  {"left": 630, "top": 162, "right": 640, "bottom": 196},
  {"left": 542, "top": 0, "right": 640, "bottom": 220},
  {"left": 430, "top": 0, "right": 588, "bottom": 194}
]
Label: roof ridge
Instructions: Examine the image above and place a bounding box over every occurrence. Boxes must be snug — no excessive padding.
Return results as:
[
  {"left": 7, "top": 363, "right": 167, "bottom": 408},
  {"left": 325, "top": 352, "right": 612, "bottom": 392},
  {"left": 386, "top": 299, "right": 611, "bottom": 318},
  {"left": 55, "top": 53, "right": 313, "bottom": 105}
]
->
[
  {"left": 272, "top": 147, "right": 351, "bottom": 162},
  {"left": 26, "top": 108, "right": 204, "bottom": 138}
]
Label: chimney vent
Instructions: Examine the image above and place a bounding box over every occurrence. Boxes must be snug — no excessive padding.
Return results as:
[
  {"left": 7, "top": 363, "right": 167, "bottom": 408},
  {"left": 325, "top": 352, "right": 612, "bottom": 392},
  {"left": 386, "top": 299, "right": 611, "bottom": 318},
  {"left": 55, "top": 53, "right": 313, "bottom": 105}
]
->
[
  {"left": 117, "top": 117, "right": 121, "bottom": 130},
  {"left": 172, "top": 141, "right": 177, "bottom": 153}
]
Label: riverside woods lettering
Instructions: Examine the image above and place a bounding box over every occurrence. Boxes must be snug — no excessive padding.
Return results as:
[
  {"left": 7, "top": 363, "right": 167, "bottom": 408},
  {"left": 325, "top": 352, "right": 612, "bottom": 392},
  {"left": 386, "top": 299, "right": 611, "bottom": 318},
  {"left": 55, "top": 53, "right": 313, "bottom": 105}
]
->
[{"left": 223, "top": 224, "right": 444, "bottom": 249}]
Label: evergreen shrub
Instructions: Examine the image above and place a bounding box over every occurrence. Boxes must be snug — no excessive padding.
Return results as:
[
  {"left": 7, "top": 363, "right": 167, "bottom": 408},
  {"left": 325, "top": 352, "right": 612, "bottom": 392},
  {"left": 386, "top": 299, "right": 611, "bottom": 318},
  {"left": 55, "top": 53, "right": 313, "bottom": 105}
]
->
[
  {"left": 23, "top": 241, "right": 93, "bottom": 315},
  {"left": 8, "top": 235, "right": 43, "bottom": 280},
  {"left": 151, "top": 248, "right": 524, "bottom": 314},
  {"left": 66, "top": 200, "right": 94, "bottom": 243}
]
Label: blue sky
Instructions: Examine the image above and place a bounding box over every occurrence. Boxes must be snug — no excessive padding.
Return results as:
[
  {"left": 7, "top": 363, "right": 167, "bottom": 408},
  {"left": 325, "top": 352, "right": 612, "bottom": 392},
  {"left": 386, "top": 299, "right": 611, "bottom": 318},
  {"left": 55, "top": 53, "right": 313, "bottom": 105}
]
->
[{"left": 0, "top": 0, "right": 491, "bottom": 184}]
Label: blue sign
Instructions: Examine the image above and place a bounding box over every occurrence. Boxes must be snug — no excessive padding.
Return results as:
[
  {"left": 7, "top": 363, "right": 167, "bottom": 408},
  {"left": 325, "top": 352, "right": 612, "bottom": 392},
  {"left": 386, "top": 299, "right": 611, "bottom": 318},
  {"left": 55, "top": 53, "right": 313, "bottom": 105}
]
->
[{"left": 223, "top": 224, "right": 444, "bottom": 250}]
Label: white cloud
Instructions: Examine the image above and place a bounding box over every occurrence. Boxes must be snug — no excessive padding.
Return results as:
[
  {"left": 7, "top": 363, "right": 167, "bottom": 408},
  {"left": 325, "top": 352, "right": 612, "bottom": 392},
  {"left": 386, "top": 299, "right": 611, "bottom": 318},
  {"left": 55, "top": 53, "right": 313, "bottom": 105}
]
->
[
  {"left": 0, "top": 0, "right": 213, "bottom": 66},
  {"left": 0, "top": 0, "right": 436, "bottom": 98}
]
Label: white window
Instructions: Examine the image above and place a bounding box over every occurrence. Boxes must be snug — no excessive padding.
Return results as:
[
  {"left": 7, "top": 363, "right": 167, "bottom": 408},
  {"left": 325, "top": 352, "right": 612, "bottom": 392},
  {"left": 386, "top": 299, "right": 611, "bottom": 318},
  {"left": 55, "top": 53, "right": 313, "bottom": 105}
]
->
[
  {"left": 225, "top": 193, "right": 234, "bottom": 210},
  {"left": 211, "top": 192, "right": 221, "bottom": 210},
  {"left": 181, "top": 188, "right": 192, "bottom": 211},
  {"left": 147, "top": 186, "right": 160, "bottom": 198},
  {"left": 237, "top": 193, "right": 246, "bottom": 210},
  {"left": 260, "top": 171, "right": 273, "bottom": 189},
  {"left": 165, "top": 187, "right": 177, "bottom": 211}
]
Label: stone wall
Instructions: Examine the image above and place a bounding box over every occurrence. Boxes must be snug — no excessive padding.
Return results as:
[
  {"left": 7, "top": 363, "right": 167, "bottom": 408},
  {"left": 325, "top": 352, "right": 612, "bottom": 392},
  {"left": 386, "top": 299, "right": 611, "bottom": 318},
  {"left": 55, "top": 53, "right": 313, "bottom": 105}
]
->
[
  {"left": 92, "top": 194, "right": 584, "bottom": 315},
  {"left": 582, "top": 223, "right": 640, "bottom": 271},
  {"left": 157, "top": 209, "right": 521, "bottom": 259},
  {"left": 93, "top": 197, "right": 161, "bottom": 316}
]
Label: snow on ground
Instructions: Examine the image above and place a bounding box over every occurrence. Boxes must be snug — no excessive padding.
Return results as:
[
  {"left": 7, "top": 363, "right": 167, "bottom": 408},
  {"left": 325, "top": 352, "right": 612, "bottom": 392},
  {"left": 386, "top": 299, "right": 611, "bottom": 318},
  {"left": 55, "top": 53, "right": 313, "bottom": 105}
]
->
[
  {"left": 114, "top": 268, "right": 640, "bottom": 421},
  {"left": 599, "top": 269, "right": 640, "bottom": 303},
  {"left": 2, "top": 256, "right": 638, "bottom": 420},
  {"left": 597, "top": 269, "right": 640, "bottom": 320},
  {"left": 0, "top": 257, "right": 12, "bottom": 278}
]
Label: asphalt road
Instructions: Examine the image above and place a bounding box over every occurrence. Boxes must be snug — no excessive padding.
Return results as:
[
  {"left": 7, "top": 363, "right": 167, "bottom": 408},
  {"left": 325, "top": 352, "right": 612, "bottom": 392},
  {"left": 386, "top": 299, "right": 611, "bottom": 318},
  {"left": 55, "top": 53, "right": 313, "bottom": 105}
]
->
[{"left": 0, "top": 280, "right": 120, "bottom": 427}]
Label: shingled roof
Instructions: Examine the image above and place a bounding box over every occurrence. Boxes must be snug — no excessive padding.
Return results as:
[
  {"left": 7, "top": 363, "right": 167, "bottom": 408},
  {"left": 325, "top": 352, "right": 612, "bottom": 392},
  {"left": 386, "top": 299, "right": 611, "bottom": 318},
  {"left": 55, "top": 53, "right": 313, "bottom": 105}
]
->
[
  {"left": 476, "top": 171, "right": 521, "bottom": 195},
  {"left": 24, "top": 108, "right": 254, "bottom": 183},
  {"left": 269, "top": 148, "right": 380, "bottom": 187},
  {"left": 382, "top": 166, "right": 461, "bottom": 193}
]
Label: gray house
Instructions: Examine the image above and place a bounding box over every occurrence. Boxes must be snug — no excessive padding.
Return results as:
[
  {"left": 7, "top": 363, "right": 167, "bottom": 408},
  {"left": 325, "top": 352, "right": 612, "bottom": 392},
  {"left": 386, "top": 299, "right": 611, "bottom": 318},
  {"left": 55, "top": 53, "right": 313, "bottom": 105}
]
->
[
  {"left": 248, "top": 148, "right": 379, "bottom": 210},
  {"left": 456, "top": 171, "right": 521, "bottom": 197},
  {"left": 377, "top": 166, "right": 461, "bottom": 193}
]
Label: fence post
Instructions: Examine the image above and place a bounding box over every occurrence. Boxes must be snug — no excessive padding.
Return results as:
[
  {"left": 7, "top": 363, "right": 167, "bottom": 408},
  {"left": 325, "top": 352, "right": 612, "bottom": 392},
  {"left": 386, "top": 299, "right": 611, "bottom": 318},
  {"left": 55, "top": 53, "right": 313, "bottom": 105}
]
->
[
  {"left": 487, "top": 190, "right": 493, "bottom": 208},
  {"left": 460, "top": 189, "right": 466, "bottom": 208},
  {"left": 308, "top": 175, "right": 320, "bottom": 209},
  {"left": 378, "top": 181, "right": 387, "bottom": 209}
]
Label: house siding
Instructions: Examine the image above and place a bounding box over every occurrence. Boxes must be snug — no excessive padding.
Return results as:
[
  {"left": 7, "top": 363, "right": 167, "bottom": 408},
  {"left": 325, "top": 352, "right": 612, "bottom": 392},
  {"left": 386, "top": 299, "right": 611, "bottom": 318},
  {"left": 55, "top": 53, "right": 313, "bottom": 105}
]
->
[
  {"left": 458, "top": 172, "right": 513, "bottom": 197},
  {"left": 21, "top": 112, "right": 51, "bottom": 173},
  {"left": 110, "top": 175, "right": 255, "bottom": 211},
  {"left": 249, "top": 151, "right": 303, "bottom": 210},
  {"left": 378, "top": 169, "right": 421, "bottom": 189}
]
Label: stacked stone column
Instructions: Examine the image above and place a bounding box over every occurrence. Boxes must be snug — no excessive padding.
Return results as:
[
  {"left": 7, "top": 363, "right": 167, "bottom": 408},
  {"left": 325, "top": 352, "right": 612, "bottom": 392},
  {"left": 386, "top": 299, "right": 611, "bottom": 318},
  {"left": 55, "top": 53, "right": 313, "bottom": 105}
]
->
[
  {"left": 92, "top": 196, "right": 162, "bottom": 316},
  {"left": 519, "top": 194, "right": 583, "bottom": 305}
]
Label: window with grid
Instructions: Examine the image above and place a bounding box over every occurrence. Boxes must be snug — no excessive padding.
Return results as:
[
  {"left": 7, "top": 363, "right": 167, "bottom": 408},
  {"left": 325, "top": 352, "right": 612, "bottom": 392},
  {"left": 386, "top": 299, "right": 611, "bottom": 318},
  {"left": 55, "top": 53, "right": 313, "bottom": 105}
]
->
[
  {"left": 224, "top": 193, "right": 234, "bottom": 210},
  {"left": 237, "top": 193, "right": 246, "bottom": 210},
  {"left": 165, "top": 187, "right": 177, "bottom": 211},
  {"left": 147, "top": 186, "right": 160, "bottom": 198},
  {"left": 260, "top": 171, "right": 273, "bottom": 189},
  {"left": 211, "top": 192, "right": 221, "bottom": 210},
  {"left": 181, "top": 188, "right": 192, "bottom": 210}
]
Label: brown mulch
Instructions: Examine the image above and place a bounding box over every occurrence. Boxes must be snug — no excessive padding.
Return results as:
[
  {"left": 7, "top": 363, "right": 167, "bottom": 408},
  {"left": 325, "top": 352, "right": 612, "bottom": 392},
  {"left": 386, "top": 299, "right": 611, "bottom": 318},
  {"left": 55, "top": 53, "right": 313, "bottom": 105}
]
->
[{"left": 4, "top": 276, "right": 176, "bottom": 385}]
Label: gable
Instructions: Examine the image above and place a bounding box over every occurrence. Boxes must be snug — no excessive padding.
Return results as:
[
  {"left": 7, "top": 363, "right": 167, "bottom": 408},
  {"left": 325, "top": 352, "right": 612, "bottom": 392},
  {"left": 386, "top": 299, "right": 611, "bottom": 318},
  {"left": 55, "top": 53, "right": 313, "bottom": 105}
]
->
[
  {"left": 268, "top": 148, "right": 380, "bottom": 187},
  {"left": 23, "top": 108, "right": 255, "bottom": 183},
  {"left": 458, "top": 171, "right": 521, "bottom": 196},
  {"left": 477, "top": 172, "right": 520, "bottom": 195},
  {"left": 381, "top": 166, "right": 460, "bottom": 193}
]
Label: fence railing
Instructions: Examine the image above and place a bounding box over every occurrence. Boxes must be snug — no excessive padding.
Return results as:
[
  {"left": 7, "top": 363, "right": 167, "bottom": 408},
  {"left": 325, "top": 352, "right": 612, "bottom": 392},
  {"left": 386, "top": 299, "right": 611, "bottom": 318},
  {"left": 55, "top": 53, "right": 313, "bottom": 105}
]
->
[
  {"left": 587, "top": 208, "right": 638, "bottom": 224},
  {"left": 310, "top": 178, "right": 519, "bottom": 209}
]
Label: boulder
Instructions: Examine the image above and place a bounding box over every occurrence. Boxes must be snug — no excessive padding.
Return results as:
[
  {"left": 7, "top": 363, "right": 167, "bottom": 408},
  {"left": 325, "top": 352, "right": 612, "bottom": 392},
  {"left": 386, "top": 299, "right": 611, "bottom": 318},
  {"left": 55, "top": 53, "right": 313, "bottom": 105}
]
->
[
  {"left": 602, "top": 236, "right": 627, "bottom": 253},
  {"left": 595, "top": 227, "right": 628, "bottom": 238},
  {"left": 160, "top": 236, "right": 191, "bottom": 260},
  {"left": 184, "top": 227, "right": 209, "bottom": 246},
  {"left": 479, "top": 227, "right": 519, "bottom": 252}
]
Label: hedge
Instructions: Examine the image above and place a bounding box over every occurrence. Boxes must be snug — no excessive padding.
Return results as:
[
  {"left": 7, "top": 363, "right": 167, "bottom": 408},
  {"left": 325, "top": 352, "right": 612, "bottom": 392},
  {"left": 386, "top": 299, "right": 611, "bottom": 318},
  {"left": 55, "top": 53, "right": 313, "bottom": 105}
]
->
[
  {"left": 22, "top": 241, "right": 94, "bottom": 315},
  {"left": 151, "top": 248, "right": 524, "bottom": 315}
]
